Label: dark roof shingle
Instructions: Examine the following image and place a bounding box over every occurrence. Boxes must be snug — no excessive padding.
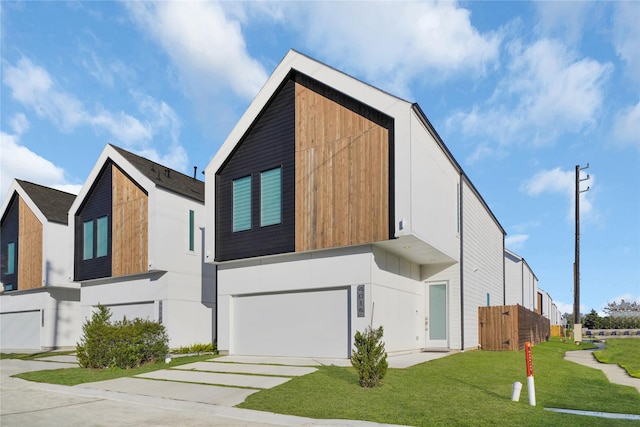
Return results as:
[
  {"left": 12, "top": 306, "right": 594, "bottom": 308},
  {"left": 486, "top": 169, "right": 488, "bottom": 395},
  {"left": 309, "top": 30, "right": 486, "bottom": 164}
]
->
[
  {"left": 16, "top": 180, "right": 76, "bottom": 224},
  {"left": 109, "top": 144, "right": 204, "bottom": 203}
]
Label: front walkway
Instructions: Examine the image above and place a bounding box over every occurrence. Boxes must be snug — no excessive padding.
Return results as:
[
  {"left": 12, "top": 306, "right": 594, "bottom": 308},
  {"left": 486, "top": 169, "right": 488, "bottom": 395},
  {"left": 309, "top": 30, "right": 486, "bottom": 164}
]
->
[{"left": 563, "top": 348, "right": 640, "bottom": 394}]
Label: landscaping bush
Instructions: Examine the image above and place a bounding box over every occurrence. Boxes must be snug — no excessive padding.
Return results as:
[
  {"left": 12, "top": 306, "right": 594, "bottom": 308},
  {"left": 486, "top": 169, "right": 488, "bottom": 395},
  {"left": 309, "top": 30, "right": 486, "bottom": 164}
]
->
[
  {"left": 351, "top": 326, "right": 388, "bottom": 388},
  {"left": 173, "top": 342, "right": 217, "bottom": 355},
  {"left": 76, "top": 305, "right": 169, "bottom": 369}
]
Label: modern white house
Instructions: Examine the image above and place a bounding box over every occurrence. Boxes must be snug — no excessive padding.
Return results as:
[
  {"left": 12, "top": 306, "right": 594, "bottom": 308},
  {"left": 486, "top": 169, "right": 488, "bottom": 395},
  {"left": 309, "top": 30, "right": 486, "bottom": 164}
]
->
[
  {"left": 68, "top": 144, "right": 215, "bottom": 348},
  {"left": 0, "top": 180, "right": 81, "bottom": 349},
  {"left": 504, "top": 249, "right": 538, "bottom": 312},
  {"left": 505, "top": 249, "right": 563, "bottom": 326},
  {"left": 204, "top": 50, "right": 506, "bottom": 358}
]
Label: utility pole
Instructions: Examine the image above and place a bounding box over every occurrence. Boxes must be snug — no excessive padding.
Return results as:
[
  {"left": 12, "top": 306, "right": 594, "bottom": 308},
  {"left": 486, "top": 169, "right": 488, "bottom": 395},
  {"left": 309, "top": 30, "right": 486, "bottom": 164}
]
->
[{"left": 574, "top": 163, "right": 590, "bottom": 343}]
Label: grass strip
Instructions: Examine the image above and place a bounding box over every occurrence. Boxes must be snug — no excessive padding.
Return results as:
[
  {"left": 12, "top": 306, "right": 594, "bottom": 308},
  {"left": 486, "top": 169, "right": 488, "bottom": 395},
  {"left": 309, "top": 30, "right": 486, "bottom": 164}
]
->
[
  {"left": 1, "top": 350, "right": 75, "bottom": 360},
  {"left": 239, "top": 339, "right": 640, "bottom": 426},
  {"left": 13, "top": 354, "right": 215, "bottom": 386},
  {"left": 594, "top": 338, "right": 640, "bottom": 378}
]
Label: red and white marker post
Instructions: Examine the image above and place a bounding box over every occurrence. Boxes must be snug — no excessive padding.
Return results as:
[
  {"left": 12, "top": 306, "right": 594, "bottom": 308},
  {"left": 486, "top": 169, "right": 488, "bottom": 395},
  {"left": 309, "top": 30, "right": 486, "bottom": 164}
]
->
[{"left": 525, "top": 341, "right": 536, "bottom": 406}]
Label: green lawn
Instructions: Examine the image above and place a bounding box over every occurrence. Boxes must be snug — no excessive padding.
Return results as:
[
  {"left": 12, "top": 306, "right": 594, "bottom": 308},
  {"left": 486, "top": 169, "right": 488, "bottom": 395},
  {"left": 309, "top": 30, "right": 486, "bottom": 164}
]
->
[
  {"left": 238, "top": 340, "right": 640, "bottom": 426},
  {"left": 13, "top": 354, "right": 214, "bottom": 385},
  {"left": 594, "top": 338, "right": 640, "bottom": 378}
]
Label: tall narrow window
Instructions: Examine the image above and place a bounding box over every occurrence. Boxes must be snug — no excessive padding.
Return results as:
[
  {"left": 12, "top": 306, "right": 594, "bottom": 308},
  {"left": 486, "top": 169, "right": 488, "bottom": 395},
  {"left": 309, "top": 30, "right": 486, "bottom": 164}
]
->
[
  {"left": 261, "top": 167, "right": 282, "bottom": 227},
  {"left": 188, "top": 210, "right": 195, "bottom": 251},
  {"left": 7, "top": 242, "right": 15, "bottom": 274},
  {"left": 83, "top": 220, "right": 94, "bottom": 260},
  {"left": 233, "top": 176, "right": 251, "bottom": 232},
  {"left": 96, "top": 216, "right": 108, "bottom": 257}
]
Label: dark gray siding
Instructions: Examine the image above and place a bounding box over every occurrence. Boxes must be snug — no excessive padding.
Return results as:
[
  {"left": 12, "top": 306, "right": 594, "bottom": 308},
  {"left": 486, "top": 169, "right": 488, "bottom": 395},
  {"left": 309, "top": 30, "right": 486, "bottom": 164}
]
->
[
  {"left": 215, "top": 79, "right": 296, "bottom": 261},
  {"left": 1, "top": 194, "right": 19, "bottom": 290},
  {"left": 75, "top": 163, "right": 113, "bottom": 281}
]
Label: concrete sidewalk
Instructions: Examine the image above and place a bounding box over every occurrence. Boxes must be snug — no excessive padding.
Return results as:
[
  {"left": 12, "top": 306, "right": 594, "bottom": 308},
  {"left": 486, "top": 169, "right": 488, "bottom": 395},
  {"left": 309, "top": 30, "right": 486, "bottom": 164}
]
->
[{"left": 564, "top": 348, "right": 640, "bottom": 394}]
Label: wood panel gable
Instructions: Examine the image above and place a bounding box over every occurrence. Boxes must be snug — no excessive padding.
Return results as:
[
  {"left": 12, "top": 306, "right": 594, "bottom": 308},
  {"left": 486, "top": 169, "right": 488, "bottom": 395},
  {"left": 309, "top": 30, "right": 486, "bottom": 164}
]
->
[
  {"left": 18, "top": 196, "right": 43, "bottom": 290},
  {"left": 111, "top": 164, "right": 148, "bottom": 276},
  {"left": 294, "top": 80, "right": 392, "bottom": 252}
]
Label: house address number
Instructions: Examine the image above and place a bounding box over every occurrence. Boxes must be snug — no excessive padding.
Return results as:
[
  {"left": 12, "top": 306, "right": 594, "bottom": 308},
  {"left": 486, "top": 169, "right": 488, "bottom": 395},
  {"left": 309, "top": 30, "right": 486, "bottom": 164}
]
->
[{"left": 357, "top": 285, "right": 365, "bottom": 317}]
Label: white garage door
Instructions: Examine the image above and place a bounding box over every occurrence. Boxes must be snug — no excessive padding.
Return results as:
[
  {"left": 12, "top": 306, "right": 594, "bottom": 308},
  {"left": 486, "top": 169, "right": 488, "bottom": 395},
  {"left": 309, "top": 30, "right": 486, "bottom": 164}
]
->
[
  {"left": 232, "top": 288, "right": 349, "bottom": 358},
  {"left": 0, "top": 311, "right": 40, "bottom": 349}
]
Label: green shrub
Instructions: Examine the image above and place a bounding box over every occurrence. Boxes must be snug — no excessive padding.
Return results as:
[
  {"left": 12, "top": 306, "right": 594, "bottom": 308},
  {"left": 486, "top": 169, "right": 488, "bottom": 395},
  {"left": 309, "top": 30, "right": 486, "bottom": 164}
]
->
[
  {"left": 173, "top": 342, "right": 217, "bottom": 355},
  {"left": 351, "top": 326, "right": 388, "bottom": 388},
  {"left": 76, "top": 305, "right": 169, "bottom": 369}
]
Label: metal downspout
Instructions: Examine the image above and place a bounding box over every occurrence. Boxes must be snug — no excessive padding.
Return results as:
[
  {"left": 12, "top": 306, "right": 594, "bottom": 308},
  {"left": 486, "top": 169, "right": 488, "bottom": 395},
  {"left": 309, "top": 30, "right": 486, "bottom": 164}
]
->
[{"left": 459, "top": 174, "right": 464, "bottom": 351}]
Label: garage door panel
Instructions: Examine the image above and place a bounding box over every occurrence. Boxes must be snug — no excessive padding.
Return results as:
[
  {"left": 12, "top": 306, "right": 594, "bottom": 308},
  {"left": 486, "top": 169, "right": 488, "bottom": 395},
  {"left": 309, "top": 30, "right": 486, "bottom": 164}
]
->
[
  {"left": 1, "top": 311, "right": 40, "bottom": 349},
  {"left": 233, "top": 289, "right": 349, "bottom": 358}
]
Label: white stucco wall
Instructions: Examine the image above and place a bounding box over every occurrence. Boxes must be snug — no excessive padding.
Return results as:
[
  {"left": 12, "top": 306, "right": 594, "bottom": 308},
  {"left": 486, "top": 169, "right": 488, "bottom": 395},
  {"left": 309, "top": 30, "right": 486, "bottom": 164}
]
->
[
  {"left": 217, "top": 245, "right": 428, "bottom": 357},
  {"left": 0, "top": 288, "right": 81, "bottom": 349},
  {"left": 406, "top": 112, "right": 460, "bottom": 261},
  {"left": 461, "top": 180, "right": 505, "bottom": 350},
  {"left": 42, "top": 221, "right": 73, "bottom": 285},
  {"left": 80, "top": 271, "right": 214, "bottom": 348}
]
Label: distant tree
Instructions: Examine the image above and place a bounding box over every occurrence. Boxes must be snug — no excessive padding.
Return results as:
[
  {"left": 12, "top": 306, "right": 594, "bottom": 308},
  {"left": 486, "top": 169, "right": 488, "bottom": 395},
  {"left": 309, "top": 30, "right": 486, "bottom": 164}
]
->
[
  {"left": 603, "top": 299, "right": 640, "bottom": 318},
  {"left": 582, "top": 309, "right": 602, "bottom": 329},
  {"left": 562, "top": 312, "right": 574, "bottom": 328}
]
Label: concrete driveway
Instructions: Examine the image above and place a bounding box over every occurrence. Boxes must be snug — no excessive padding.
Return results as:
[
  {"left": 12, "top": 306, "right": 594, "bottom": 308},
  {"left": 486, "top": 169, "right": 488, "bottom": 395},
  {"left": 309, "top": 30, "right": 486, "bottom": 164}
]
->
[{"left": 0, "top": 356, "right": 411, "bottom": 427}]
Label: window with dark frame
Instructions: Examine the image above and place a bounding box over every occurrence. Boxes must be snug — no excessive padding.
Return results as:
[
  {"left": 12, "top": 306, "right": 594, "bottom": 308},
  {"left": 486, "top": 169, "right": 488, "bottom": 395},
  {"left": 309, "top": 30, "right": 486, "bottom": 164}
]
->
[
  {"left": 189, "top": 210, "right": 195, "bottom": 251},
  {"left": 83, "top": 216, "right": 109, "bottom": 260},
  {"left": 6, "top": 242, "right": 15, "bottom": 274},
  {"left": 260, "top": 167, "right": 282, "bottom": 227},
  {"left": 232, "top": 176, "right": 252, "bottom": 232}
]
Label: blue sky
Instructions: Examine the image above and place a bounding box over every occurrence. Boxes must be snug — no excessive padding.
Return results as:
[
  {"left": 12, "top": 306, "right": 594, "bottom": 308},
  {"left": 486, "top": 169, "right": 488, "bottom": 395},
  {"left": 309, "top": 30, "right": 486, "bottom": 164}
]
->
[{"left": 1, "top": 1, "right": 638, "bottom": 316}]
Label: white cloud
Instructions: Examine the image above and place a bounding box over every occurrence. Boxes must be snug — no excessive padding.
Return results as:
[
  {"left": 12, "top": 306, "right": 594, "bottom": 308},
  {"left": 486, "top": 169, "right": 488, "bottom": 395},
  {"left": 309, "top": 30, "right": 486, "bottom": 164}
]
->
[
  {"left": 2, "top": 57, "right": 187, "bottom": 171},
  {"left": 533, "top": 1, "right": 596, "bottom": 46},
  {"left": 611, "top": 102, "right": 640, "bottom": 149},
  {"left": 466, "top": 143, "right": 495, "bottom": 164},
  {"left": 9, "top": 113, "right": 29, "bottom": 135},
  {"left": 554, "top": 301, "right": 573, "bottom": 317},
  {"left": 505, "top": 234, "right": 529, "bottom": 250},
  {"left": 285, "top": 1, "right": 501, "bottom": 97},
  {"left": 612, "top": 2, "right": 640, "bottom": 82},
  {"left": 521, "top": 167, "right": 595, "bottom": 220},
  {"left": 124, "top": 1, "right": 268, "bottom": 100},
  {"left": 135, "top": 144, "right": 188, "bottom": 174},
  {"left": 555, "top": 300, "right": 589, "bottom": 317},
  {"left": 448, "top": 38, "right": 612, "bottom": 148},
  {"left": 0, "top": 131, "right": 80, "bottom": 202},
  {"left": 2, "top": 57, "right": 149, "bottom": 141}
]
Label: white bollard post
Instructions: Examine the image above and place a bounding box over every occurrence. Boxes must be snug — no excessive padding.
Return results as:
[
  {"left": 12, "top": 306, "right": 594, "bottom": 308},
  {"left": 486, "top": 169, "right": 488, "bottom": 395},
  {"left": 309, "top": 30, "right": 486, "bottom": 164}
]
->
[
  {"left": 527, "top": 375, "right": 536, "bottom": 406},
  {"left": 511, "top": 381, "right": 522, "bottom": 402},
  {"left": 525, "top": 342, "right": 536, "bottom": 406}
]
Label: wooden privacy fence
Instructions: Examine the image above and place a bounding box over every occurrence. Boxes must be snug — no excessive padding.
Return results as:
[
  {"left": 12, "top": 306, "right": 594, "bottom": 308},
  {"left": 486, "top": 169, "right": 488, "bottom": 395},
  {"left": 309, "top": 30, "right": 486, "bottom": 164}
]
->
[
  {"left": 550, "top": 324, "right": 565, "bottom": 337},
  {"left": 479, "top": 305, "right": 550, "bottom": 351}
]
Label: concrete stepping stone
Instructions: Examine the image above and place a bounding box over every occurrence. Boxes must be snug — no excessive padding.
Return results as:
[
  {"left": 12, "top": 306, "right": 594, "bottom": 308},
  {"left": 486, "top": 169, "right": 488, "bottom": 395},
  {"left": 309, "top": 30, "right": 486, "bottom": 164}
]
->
[
  {"left": 79, "top": 377, "right": 258, "bottom": 406},
  {"left": 175, "top": 361, "right": 317, "bottom": 377},
  {"left": 214, "top": 355, "right": 352, "bottom": 367},
  {"left": 137, "top": 369, "right": 291, "bottom": 389}
]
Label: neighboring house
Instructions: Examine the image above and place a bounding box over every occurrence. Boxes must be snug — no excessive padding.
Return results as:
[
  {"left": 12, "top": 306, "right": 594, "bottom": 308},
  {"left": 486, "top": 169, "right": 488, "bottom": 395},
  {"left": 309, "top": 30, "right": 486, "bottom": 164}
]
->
[
  {"left": 504, "top": 249, "right": 538, "bottom": 312},
  {"left": 537, "top": 288, "right": 556, "bottom": 322},
  {"left": 0, "top": 180, "right": 80, "bottom": 349},
  {"left": 505, "top": 249, "right": 563, "bottom": 326},
  {"left": 205, "top": 50, "right": 505, "bottom": 358},
  {"left": 68, "top": 144, "right": 215, "bottom": 348}
]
